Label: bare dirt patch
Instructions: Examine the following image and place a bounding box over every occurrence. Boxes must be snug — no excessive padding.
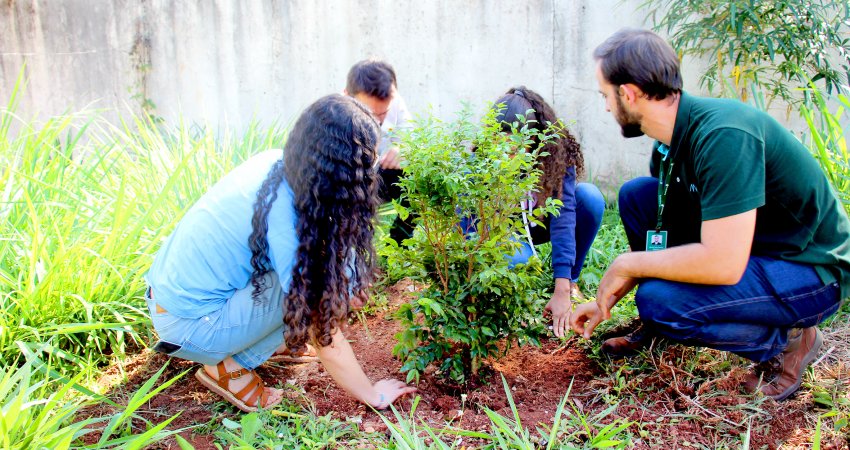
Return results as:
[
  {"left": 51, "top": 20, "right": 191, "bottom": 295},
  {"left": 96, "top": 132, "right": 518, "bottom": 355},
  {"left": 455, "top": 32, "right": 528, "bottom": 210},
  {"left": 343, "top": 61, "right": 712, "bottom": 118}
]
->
[{"left": 84, "top": 279, "right": 849, "bottom": 449}]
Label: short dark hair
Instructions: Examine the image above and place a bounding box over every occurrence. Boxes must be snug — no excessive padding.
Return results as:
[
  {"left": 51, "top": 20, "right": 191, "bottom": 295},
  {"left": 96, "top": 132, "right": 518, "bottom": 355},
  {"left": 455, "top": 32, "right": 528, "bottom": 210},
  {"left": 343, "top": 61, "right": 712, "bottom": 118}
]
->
[
  {"left": 345, "top": 60, "right": 397, "bottom": 100},
  {"left": 593, "top": 29, "right": 682, "bottom": 100}
]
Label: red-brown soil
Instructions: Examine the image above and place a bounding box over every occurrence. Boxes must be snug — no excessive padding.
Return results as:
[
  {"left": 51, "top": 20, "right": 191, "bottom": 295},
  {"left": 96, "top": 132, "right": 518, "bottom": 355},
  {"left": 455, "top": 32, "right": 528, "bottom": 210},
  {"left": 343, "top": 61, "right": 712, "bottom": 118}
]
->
[{"left": 82, "top": 279, "right": 850, "bottom": 449}]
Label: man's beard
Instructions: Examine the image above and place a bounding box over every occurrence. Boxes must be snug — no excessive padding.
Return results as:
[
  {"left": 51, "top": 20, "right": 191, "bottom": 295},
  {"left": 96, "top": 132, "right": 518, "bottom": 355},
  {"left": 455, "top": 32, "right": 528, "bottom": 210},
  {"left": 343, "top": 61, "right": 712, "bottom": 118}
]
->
[
  {"left": 620, "top": 122, "right": 643, "bottom": 138},
  {"left": 616, "top": 95, "right": 644, "bottom": 138}
]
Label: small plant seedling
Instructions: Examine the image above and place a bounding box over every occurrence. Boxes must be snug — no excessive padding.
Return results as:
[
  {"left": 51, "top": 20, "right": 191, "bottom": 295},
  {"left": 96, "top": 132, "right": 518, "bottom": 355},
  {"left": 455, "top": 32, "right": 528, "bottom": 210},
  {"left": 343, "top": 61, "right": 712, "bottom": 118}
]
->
[{"left": 388, "top": 105, "right": 562, "bottom": 384}]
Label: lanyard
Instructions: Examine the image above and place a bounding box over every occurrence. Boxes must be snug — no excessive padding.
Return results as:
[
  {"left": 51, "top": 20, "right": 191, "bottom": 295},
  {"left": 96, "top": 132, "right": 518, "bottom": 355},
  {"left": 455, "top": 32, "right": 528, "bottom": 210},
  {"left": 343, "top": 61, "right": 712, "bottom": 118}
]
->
[{"left": 656, "top": 144, "right": 674, "bottom": 232}]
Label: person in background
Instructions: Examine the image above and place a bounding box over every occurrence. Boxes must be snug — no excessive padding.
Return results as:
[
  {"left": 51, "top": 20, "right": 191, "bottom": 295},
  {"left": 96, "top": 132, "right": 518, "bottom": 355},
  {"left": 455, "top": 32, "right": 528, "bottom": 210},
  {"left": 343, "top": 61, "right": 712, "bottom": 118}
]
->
[
  {"left": 571, "top": 29, "right": 850, "bottom": 401},
  {"left": 145, "top": 94, "right": 416, "bottom": 412},
  {"left": 493, "top": 86, "right": 606, "bottom": 338},
  {"left": 344, "top": 59, "right": 415, "bottom": 242}
]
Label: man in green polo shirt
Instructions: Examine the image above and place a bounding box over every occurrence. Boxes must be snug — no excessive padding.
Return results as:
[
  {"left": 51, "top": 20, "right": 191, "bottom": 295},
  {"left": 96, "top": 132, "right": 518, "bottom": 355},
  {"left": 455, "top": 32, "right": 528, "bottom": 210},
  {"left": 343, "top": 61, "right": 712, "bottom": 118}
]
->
[{"left": 570, "top": 28, "right": 850, "bottom": 401}]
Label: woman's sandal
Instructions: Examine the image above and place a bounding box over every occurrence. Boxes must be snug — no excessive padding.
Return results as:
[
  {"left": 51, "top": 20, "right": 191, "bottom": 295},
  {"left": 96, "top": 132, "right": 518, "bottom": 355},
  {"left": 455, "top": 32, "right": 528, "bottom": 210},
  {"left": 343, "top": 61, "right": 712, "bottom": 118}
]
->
[
  {"left": 266, "top": 344, "right": 319, "bottom": 364},
  {"left": 194, "top": 361, "right": 282, "bottom": 412}
]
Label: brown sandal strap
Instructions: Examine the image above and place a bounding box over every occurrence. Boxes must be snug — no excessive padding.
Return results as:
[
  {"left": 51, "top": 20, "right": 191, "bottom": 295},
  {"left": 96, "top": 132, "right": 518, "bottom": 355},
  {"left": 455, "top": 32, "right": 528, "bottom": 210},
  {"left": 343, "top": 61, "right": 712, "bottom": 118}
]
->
[
  {"left": 215, "top": 362, "right": 228, "bottom": 389},
  {"left": 212, "top": 362, "right": 269, "bottom": 408},
  {"left": 214, "top": 361, "right": 252, "bottom": 388},
  {"left": 277, "top": 345, "right": 318, "bottom": 358},
  {"left": 259, "top": 386, "right": 270, "bottom": 407},
  {"left": 249, "top": 375, "right": 271, "bottom": 408},
  {"left": 236, "top": 372, "right": 265, "bottom": 407}
]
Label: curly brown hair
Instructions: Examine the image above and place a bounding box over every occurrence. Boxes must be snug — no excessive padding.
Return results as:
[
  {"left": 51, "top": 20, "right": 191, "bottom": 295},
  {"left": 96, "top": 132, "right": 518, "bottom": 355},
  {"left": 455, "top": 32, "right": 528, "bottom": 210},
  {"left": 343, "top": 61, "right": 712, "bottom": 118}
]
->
[
  {"left": 494, "top": 86, "right": 584, "bottom": 205},
  {"left": 247, "top": 94, "right": 381, "bottom": 352}
]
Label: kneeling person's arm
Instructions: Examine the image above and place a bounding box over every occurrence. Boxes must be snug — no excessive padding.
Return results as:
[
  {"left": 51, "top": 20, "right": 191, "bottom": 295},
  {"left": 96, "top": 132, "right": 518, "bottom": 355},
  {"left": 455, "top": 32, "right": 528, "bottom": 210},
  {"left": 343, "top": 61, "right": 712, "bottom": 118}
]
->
[
  {"left": 596, "top": 209, "right": 756, "bottom": 320},
  {"left": 623, "top": 209, "right": 755, "bottom": 284},
  {"left": 317, "top": 328, "right": 416, "bottom": 408}
]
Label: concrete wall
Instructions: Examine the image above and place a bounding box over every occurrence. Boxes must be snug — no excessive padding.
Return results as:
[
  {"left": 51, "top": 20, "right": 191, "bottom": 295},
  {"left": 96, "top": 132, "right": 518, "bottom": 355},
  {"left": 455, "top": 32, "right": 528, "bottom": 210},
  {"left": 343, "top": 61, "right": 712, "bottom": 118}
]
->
[{"left": 2, "top": 0, "right": 711, "bottom": 193}]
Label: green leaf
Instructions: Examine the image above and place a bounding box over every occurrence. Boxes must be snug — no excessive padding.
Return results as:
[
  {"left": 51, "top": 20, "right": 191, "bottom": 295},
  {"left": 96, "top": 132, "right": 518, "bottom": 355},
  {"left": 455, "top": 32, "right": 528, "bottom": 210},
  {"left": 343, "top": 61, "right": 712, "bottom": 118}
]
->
[{"left": 221, "top": 418, "right": 241, "bottom": 430}]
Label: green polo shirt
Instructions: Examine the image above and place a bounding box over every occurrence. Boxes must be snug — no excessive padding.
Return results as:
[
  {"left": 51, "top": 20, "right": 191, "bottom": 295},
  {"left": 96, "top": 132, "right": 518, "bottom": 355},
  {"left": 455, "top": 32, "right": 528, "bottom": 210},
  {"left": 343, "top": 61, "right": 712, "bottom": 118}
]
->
[{"left": 651, "top": 92, "right": 850, "bottom": 299}]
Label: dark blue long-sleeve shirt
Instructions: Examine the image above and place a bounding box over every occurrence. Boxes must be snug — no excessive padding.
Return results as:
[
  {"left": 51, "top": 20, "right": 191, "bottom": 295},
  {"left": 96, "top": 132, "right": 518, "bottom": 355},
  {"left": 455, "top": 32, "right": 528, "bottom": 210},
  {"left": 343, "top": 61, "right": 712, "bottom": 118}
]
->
[{"left": 527, "top": 166, "right": 577, "bottom": 279}]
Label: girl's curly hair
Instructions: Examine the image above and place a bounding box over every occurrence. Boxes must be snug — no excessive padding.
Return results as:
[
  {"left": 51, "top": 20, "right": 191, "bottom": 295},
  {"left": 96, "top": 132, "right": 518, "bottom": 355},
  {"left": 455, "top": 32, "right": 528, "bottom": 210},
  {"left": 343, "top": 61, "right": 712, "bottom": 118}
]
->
[
  {"left": 247, "top": 94, "right": 380, "bottom": 352},
  {"left": 494, "top": 86, "right": 584, "bottom": 205}
]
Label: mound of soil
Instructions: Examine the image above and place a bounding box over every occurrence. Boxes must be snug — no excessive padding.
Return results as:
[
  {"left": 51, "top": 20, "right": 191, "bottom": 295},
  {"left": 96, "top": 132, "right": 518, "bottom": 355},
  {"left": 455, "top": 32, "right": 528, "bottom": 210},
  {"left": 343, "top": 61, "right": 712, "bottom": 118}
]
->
[{"left": 82, "top": 279, "right": 849, "bottom": 449}]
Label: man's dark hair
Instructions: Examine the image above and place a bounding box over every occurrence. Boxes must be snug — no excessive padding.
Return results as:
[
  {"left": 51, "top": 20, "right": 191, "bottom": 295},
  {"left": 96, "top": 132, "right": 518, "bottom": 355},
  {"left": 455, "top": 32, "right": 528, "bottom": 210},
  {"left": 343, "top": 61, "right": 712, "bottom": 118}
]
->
[
  {"left": 346, "top": 59, "right": 397, "bottom": 100},
  {"left": 593, "top": 29, "right": 682, "bottom": 100}
]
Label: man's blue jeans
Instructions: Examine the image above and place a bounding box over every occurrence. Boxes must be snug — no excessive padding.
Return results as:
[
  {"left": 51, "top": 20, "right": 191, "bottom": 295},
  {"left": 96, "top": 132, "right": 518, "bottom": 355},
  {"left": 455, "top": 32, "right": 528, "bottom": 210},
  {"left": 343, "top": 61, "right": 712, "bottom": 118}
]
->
[{"left": 619, "top": 177, "right": 841, "bottom": 362}]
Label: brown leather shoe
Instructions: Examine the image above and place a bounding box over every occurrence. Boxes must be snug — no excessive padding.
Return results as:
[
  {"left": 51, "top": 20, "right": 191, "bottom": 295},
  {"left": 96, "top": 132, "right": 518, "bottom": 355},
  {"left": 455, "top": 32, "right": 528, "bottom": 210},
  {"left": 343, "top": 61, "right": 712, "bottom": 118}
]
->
[
  {"left": 743, "top": 328, "right": 802, "bottom": 393},
  {"left": 743, "top": 327, "right": 823, "bottom": 401},
  {"left": 601, "top": 323, "right": 653, "bottom": 356},
  {"left": 743, "top": 355, "right": 781, "bottom": 394}
]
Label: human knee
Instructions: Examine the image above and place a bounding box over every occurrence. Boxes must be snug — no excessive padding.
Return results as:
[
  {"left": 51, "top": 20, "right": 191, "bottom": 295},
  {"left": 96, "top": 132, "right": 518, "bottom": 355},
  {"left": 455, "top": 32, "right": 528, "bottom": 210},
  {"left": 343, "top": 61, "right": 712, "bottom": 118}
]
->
[
  {"left": 617, "top": 177, "right": 655, "bottom": 211},
  {"left": 576, "top": 183, "right": 606, "bottom": 224},
  {"left": 634, "top": 280, "right": 683, "bottom": 326}
]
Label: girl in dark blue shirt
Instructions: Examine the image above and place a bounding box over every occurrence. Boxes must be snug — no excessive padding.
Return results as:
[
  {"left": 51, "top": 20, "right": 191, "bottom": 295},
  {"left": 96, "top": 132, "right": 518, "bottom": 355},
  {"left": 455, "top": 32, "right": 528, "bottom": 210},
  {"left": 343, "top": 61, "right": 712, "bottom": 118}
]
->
[{"left": 494, "top": 87, "right": 605, "bottom": 337}]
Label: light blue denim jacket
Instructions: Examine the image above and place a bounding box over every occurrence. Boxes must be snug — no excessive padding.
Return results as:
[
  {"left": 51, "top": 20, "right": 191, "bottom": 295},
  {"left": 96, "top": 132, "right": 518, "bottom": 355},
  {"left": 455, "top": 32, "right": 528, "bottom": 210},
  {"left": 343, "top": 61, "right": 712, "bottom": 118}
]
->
[{"left": 145, "top": 150, "right": 298, "bottom": 319}]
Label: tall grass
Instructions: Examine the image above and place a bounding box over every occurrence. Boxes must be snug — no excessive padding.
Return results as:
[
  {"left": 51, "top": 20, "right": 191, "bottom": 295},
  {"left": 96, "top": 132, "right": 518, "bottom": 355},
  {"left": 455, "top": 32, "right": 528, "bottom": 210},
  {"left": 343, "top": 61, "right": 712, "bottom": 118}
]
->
[
  {"left": 0, "top": 81, "right": 288, "bottom": 376},
  {"left": 0, "top": 359, "right": 186, "bottom": 449},
  {"left": 801, "top": 87, "right": 850, "bottom": 211}
]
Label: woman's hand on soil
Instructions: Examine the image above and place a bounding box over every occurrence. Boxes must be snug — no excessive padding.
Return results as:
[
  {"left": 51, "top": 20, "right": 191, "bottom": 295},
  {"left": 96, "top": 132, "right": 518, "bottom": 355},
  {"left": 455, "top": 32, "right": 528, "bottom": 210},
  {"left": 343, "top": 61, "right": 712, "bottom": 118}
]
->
[
  {"left": 570, "top": 302, "right": 604, "bottom": 339},
  {"left": 370, "top": 379, "right": 417, "bottom": 409},
  {"left": 544, "top": 285, "right": 572, "bottom": 338}
]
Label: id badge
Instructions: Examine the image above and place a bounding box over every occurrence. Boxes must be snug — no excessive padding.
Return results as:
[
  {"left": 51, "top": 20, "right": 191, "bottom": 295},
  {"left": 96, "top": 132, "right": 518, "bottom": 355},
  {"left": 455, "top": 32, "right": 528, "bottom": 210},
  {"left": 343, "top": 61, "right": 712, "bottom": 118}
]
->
[{"left": 645, "top": 230, "right": 668, "bottom": 251}]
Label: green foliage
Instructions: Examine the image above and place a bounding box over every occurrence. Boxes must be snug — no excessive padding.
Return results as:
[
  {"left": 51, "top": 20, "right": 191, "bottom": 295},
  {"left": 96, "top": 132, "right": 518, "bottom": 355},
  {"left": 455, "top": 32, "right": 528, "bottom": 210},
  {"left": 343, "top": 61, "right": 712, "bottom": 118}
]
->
[
  {"left": 640, "top": 0, "right": 850, "bottom": 247},
  {"left": 0, "top": 361, "right": 86, "bottom": 449},
  {"left": 801, "top": 86, "right": 850, "bottom": 209},
  {"left": 378, "top": 397, "right": 456, "bottom": 449},
  {"left": 807, "top": 368, "right": 850, "bottom": 446},
  {"left": 388, "top": 106, "right": 562, "bottom": 384},
  {"left": 474, "top": 376, "right": 635, "bottom": 449},
  {"left": 641, "top": 0, "right": 850, "bottom": 106},
  {"left": 812, "top": 409, "right": 849, "bottom": 448},
  {"left": 475, "top": 377, "right": 543, "bottom": 448},
  {"left": 0, "top": 360, "right": 185, "bottom": 449},
  {"left": 373, "top": 377, "right": 634, "bottom": 449},
  {"left": 0, "top": 78, "right": 287, "bottom": 376},
  {"left": 213, "top": 408, "right": 365, "bottom": 449}
]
